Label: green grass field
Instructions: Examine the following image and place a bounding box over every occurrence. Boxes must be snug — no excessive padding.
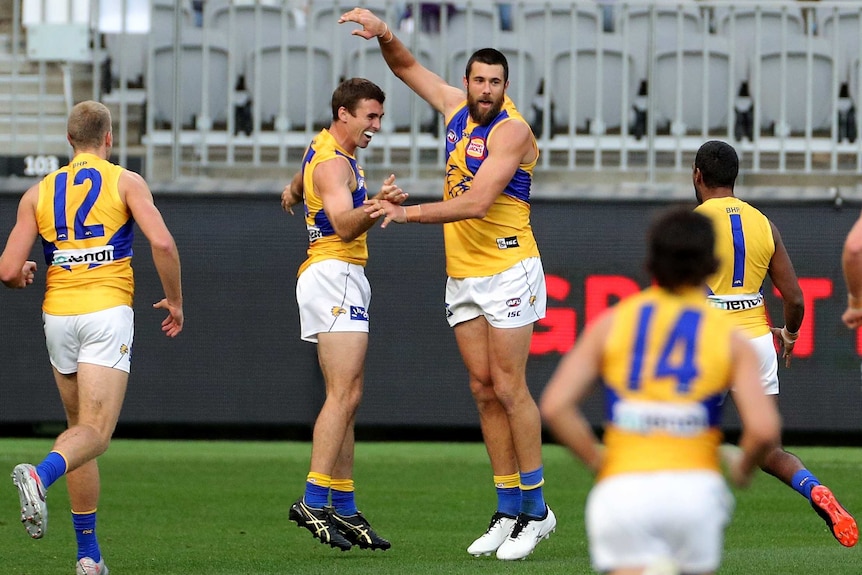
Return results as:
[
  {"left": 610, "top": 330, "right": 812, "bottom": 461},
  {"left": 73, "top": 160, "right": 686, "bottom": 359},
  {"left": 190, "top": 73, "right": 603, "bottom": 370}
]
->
[{"left": 1, "top": 439, "right": 859, "bottom": 574}]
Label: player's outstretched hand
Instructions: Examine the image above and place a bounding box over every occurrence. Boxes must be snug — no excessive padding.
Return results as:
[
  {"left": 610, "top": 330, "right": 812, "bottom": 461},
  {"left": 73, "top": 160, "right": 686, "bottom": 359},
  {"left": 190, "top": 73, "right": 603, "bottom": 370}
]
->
[
  {"left": 154, "top": 299, "right": 184, "bottom": 338},
  {"left": 339, "top": 7, "right": 388, "bottom": 40}
]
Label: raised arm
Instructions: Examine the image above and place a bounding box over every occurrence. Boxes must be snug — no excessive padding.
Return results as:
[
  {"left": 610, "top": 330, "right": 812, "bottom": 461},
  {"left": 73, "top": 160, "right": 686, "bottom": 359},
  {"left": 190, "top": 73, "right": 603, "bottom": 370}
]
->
[
  {"left": 121, "top": 170, "right": 184, "bottom": 337},
  {"left": 0, "top": 184, "right": 39, "bottom": 289},
  {"left": 339, "top": 7, "right": 465, "bottom": 117}
]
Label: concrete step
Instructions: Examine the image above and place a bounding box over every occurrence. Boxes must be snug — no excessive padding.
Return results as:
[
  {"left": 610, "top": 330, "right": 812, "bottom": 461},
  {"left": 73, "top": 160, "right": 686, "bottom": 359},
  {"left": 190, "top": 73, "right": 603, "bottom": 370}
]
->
[{"left": 0, "top": 93, "right": 66, "bottom": 115}]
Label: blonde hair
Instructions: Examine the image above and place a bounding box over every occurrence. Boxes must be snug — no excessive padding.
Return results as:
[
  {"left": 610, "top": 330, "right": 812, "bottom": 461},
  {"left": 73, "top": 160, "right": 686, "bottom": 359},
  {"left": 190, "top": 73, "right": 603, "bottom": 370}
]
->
[{"left": 67, "top": 100, "right": 112, "bottom": 150}]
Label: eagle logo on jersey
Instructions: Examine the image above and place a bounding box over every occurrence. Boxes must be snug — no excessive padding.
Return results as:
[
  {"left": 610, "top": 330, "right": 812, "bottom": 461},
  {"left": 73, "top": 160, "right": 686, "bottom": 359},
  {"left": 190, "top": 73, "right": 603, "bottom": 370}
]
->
[
  {"left": 119, "top": 344, "right": 129, "bottom": 355},
  {"left": 331, "top": 306, "right": 347, "bottom": 317},
  {"left": 445, "top": 164, "right": 472, "bottom": 199}
]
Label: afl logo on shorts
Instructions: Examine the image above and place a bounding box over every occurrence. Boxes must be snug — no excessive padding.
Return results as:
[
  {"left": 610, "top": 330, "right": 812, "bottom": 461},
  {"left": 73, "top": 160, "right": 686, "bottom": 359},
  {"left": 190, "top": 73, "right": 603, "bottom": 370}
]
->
[
  {"left": 506, "top": 298, "right": 521, "bottom": 307},
  {"left": 447, "top": 129, "right": 459, "bottom": 143},
  {"left": 466, "top": 137, "right": 486, "bottom": 158}
]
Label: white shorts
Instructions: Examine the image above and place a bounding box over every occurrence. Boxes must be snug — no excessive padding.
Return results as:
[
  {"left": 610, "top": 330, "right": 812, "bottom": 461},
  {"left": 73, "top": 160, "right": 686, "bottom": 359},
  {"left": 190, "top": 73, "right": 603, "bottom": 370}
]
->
[
  {"left": 587, "top": 471, "right": 733, "bottom": 574},
  {"left": 43, "top": 305, "right": 134, "bottom": 374},
  {"left": 296, "top": 260, "right": 371, "bottom": 343},
  {"left": 750, "top": 332, "right": 779, "bottom": 395},
  {"left": 445, "top": 257, "right": 547, "bottom": 329}
]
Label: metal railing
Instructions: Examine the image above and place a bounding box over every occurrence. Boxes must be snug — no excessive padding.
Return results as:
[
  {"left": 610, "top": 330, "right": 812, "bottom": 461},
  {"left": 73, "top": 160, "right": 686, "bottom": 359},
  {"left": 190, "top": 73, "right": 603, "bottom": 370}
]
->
[{"left": 5, "top": 0, "right": 862, "bottom": 184}]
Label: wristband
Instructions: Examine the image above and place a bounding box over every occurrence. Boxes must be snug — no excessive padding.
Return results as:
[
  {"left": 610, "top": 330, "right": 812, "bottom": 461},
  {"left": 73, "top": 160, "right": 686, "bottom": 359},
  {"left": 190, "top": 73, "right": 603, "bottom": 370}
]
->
[
  {"left": 405, "top": 204, "right": 421, "bottom": 223},
  {"left": 380, "top": 23, "right": 394, "bottom": 44},
  {"left": 780, "top": 326, "right": 799, "bottom": 343}
]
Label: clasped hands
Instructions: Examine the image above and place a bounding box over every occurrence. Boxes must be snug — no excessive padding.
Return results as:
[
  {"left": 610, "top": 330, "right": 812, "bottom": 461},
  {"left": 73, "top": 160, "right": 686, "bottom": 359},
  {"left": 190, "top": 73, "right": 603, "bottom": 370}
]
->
[{"left": 365, "top": 173, "right": 409, "bottom": 228}]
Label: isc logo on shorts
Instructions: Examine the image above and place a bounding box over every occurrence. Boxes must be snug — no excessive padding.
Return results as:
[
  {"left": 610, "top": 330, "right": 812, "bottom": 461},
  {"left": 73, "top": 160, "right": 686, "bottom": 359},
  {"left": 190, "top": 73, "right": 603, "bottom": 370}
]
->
[{"left": 350, "top": 306, "right": 369, "bottom": 321}]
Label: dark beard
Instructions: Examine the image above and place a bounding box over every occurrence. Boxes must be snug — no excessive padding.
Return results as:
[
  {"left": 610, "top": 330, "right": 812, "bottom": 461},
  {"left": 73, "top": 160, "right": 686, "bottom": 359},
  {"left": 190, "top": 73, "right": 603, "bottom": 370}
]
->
[{"left": 468, "top": 98, "right": 503, "bottom": 126}]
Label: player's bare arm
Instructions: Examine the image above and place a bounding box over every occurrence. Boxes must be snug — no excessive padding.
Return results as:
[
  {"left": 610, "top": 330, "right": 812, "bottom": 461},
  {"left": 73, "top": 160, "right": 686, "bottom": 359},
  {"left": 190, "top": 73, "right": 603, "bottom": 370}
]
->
[
  {"left": 842, "top": 212, "right": 862, "bottom": 328},
  {"left": 122, "top": 170, "right": 184, "bottom": 337},
  {"left": 314, "top": 157, "right": 397, "bottom": 242},
  {"left": 281, "top": 170, "right": 304, "bottom": 215},
  {"left": 766, "top": 221, "right": 804, "bottom": 365},
  {"left": 0, "top": 184, "right": 39, "bottom": 288},
  {"left": 366, "top": 119, "right": 534, "bottom": 227},
  {"left": 540, "top": 311, "right": 613, "bottom": 474},
  {"left": 728, "top": 331, "right": 782, "bottom": 487},
  {"left": 338, "top": 7, "right": 464, "bottom": 117}
]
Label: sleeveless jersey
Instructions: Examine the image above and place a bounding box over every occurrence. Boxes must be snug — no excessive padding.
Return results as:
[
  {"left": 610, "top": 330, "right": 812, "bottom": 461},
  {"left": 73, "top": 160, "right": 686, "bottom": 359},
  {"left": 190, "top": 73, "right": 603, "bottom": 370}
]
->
[
  {"left": 297, "top": 129, "right": 370, "bottom": 277},
  {"left": 36, "top": 152, "right": 134, "bottom": 315},
  {"left": 695, "top": 197, "right": 774, "bottom": 337},
  {"left": 442, "top": 96, "right": 540, "bottom": 278},
  {"left": 598, "top": 286, "right": 735, "bottom": 481}
]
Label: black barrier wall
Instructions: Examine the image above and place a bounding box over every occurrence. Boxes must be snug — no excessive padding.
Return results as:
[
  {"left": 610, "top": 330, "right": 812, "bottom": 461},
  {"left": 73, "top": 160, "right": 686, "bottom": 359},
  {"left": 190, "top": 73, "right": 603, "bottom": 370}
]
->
[{"left": 2, "top": 193, "right": 861, "bottom": 434}]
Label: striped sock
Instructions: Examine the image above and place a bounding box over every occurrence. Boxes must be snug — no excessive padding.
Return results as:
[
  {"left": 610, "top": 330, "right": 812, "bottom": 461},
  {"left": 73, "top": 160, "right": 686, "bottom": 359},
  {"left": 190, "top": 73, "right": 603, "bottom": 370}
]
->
[
  {"left": 304, "top": 472, "right": 331, "bottom": 509},
  {"left": 520, "top": 466, "right": 547, "bottom": 518},
  {"left": 494, "top": 473, "right": 521, "bottom": 517}
]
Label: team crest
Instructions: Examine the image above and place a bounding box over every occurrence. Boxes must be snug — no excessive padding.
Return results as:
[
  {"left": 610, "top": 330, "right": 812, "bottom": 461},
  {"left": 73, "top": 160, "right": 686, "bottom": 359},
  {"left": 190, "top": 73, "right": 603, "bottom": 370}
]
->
[
  {"left": 331, "top": 306, "right": 347, "bottom": 317},
  {"left": 119, "top": 344, "right": 129, "bottom": 355},
  {"left": 529, "top": 295, "right": 536, "bottom": 306}
]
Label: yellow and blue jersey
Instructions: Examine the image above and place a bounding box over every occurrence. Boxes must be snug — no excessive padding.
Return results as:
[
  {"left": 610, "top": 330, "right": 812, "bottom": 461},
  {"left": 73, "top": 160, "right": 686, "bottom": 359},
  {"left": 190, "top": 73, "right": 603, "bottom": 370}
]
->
[
  {"left": 442, "top": 96, "right": 540, "bottom": 278},
  {"left": 298, "top": 129, "right": 369, "bottom": 277},
  {"left": 598, "top": 286, "right": 736, "bottom": 481},
  {"left": 36, "top": 152, "right": 134, "bottom": 315},
  {"left": 695, "top": 197, "right": 774, "bottom": 337}
]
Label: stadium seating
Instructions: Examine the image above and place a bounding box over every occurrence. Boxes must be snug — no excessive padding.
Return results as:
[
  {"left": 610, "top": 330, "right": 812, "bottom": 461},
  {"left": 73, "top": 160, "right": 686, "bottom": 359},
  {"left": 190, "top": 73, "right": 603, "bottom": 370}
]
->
[
  {"left": 653, "top": 36, "right": 734, "bottom": 134},
  {"left": 150, "top": 28, "right": 231, "bottom": 130},
  {"left": 754, "top": 39, "right": 836, "bottom": 135},
  {"left": 205, "top": 0, "right": 298, "bottom": 75},
  {"left": 344, "top": 35, "right": 437, "bottom": 132},
  {"left": 244, "top": 32, "right": 335, "bottom": 132},
  {"left": 549, "top": 36, "right": 639, "bottom": 135}
]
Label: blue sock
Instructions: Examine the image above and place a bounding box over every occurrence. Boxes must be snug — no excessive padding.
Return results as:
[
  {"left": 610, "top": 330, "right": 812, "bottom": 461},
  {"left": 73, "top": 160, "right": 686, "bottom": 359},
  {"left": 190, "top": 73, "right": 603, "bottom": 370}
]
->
[
  {"left": 36, "top": 451, "right": 67, "bottom": 489},
  {"left": 304, "top": 482, "right": 330, "bottom": 509},
  {"left": 72, "top": 510, "right": 101, "bottom": 562},
  {"left": 494, "top": 473, "right": 521, "bottom": 517},
  {"left": 330, "top": 489, "right": 358, "bottom": 516},
  {"left": 791, "top": 469, "right": 821, "bottom": 500},
  {"left": 520, "top": 467, "right": 547, "bottom": 518}
]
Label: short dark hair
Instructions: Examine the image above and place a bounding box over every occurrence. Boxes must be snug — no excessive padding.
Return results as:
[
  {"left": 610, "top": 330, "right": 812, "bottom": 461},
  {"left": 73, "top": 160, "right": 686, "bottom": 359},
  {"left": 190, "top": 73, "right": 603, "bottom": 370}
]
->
[
  {"left": 67, "top": 100, "right": 112, "bottom": 150},
  {"left": 331, "top": 77, "right": 385, "bottom": 120},
  {"left": 465, "top": 48, "right": 508, "bottom": 83},
  {"left": 646, "top": 208, "right": 718, "bottom": 290},
  {"left": 694, "top": 140, "right": 738, "bottom": 189}
]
